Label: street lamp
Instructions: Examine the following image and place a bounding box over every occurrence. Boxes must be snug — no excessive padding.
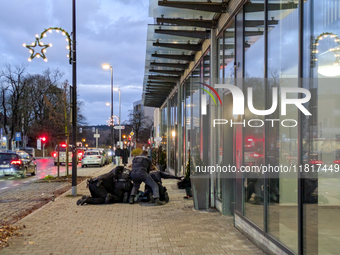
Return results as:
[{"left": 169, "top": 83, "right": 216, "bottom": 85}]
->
[
  {"left": 113, "top": 87, "right": 121, "bottom": 148},
  {"left": 102, "top": 63, "right": 114, "bottom": 165}
]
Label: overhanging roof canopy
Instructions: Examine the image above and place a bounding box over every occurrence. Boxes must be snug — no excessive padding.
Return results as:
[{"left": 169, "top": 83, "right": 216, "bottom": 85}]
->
[{"left": 143, "top": 0, "right": 221, "bottom": 107}]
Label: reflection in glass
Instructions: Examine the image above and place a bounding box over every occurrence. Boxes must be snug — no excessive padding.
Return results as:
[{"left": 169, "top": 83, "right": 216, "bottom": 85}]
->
[
  {"left": 304, "top": 0, "right": 340, "bottom": 254},
  {"left": 243, "top": 0, "right": 265, "bottom": 230},
  {"left": 267, "top": 1, "right": 299, "bottom": 253}
]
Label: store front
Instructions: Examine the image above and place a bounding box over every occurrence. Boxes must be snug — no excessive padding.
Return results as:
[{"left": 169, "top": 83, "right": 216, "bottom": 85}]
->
[{"left": 144, "top": 0, "right": 340, "bottom": 254}]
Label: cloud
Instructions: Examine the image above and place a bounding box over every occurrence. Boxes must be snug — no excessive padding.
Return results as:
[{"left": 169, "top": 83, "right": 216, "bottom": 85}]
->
[{"left": 0, "top": 0, "right": 153, "bottom": 125}]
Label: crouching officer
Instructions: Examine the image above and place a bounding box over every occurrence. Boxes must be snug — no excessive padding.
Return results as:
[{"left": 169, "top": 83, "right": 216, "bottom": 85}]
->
[
  {"left": 77, "top": 166, "right": 124, "bottom": 205},
  {"left": 142, "top": 170, "right": 181, "bottom": 203},
  {"left": 113, "top": 167, "right": 133, "bottom": 203},
  {"left": 129, "top": 150, "right": 165, "bottom": 206}
]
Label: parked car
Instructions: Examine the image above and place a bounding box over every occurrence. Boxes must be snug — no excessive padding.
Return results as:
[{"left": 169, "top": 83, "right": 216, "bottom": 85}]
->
[
  {"left": 18, "top": 147, "right": 35, "bottom": 157},
  {"left": 0, "top": 151, "right": 37, "bottom": 178},
  {"left": 81, "top": 150, "right": 105, "bottom": 167},
  {"left": 53, "top": 144, "right": 78, "bottom": 166}
]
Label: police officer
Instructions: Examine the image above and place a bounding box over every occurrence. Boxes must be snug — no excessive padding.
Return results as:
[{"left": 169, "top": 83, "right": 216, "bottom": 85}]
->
[
  {"left": 129, "top": 150, "right": 165, "bottom": 205},
  {"left": 77, "top": 166, "right": 124, "bottom": 205},
  {"left": 113, "top": 167, "right": 132, "bottom": 203},
  {"left": 142, "top": 170, "right": 181, "bottom": 203}
]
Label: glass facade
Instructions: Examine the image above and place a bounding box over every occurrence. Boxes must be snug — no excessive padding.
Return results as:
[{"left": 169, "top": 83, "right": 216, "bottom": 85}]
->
[{"left": 153, "top": 0, "right": 340, "bottom": 254}]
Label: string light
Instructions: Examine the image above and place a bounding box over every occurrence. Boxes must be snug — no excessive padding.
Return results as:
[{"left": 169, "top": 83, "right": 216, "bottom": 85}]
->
[
  {"left": 23, "top": 27, "right": 72, "bottom": 63},
  {"left": 311, "top": 32, "right": 340, "bottom": 68}
]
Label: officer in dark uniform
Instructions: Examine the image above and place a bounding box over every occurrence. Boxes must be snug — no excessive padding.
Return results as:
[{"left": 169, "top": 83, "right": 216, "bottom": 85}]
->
[
  {"left": 129, "top": 150, "right": 165, "bottom": 205},
  {"left": 141, "top": 170, "right": 181, "bottom": 203},
  {"left": 113, "top": 167, "right": 132, "bottom": 203},
  {"left": 77, "top": 166, "right": 125, "bottom": 205}
]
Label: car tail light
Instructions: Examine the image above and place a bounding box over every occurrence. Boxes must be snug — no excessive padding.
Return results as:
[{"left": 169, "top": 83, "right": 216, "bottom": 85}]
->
[
  {"left": 52, "top": 152, "right": 57, "bottom": 157},
  {"left": 97, "top": 156, "right": 101, "bottom": 159},
  {"left": 11, "top": 160, "right": 22, "bottom": 165}
]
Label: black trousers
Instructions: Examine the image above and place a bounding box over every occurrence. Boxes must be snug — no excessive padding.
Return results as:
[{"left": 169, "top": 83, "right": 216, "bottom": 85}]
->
[
  {"left": 88, "top": 180, "right": 109, "bottom": 204},
  {"left": 130, "top": 169, "right": 160, "bottom": 199}
]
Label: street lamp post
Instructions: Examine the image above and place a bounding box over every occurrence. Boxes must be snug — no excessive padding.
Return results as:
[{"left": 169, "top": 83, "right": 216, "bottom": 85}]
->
[
  {"left": 113, "top": 88, "right": 121, "bottom": 147},
  {"left": 102, "top": 64, "right": 114, "bottom": 165}
]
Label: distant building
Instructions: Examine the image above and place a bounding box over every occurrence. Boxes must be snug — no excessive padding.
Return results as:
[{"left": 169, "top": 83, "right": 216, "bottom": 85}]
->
[{"left": 133, "top": 99, "right": 154, "bottom": 122}]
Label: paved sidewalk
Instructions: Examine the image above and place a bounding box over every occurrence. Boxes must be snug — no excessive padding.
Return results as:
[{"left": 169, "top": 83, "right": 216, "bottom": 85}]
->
[{"left": 0, "top": 167, "right": 264, "bottom": 255}]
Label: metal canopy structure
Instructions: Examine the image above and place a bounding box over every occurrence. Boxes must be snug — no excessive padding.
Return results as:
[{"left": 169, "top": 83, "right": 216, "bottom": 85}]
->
[
  {"left": 142, "top": 0, "right": 296, "bottom": 107},
  {"left": 143, "top": 0, "right": 220, "bottom": 107}
]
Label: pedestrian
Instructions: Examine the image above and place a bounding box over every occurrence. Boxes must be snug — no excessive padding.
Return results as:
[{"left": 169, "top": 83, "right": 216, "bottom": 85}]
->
[
  {"left": 115, "top": 145, "right": 122, "bottom": 166},
  {"left": 129, "top": 150, "right": 165, "bottom": 206},
  {"left": 122, "top": 144, "right": 129, "bottom": 166}
]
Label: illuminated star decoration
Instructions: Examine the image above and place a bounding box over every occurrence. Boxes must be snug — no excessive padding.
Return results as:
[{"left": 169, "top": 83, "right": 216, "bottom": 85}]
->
[
  {"left": 311, "top": 32, "right": 340, "bottom": 68},
  {"left": 23, "top": 27, "right": 73, "bottom": 64},
  {"left": 23, "top": 36, "right": 51, "bottom": 62}
]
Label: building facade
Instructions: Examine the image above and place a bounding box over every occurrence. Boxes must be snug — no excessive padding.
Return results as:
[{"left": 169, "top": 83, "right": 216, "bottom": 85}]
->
[{"left": 142, "top": 0, "right": 340, "bottom": 254}]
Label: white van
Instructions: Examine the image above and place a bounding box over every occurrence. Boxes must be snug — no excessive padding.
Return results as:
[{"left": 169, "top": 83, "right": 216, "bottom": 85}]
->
[{"left": 53, "top": 144, "right": 78, "bottom": 166}]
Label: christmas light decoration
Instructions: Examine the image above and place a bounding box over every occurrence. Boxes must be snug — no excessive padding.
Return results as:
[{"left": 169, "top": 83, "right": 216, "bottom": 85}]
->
[
  {"left": 311, "top": 32, "right": 340, "bottom": 68},
  {"left": 23, "top": 27, "right": 73, "bottom": 64}
]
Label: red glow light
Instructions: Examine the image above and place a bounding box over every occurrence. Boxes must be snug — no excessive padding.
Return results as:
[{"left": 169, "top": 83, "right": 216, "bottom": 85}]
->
[{"left": 11, "top": 160, "right": 22, "bottom": 165}]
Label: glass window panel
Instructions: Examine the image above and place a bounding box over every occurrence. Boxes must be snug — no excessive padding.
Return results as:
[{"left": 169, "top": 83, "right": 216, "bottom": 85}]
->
[
  {"left": 243, "top": 0, "right": 265, "bottom": 230},
  {"left": 267, "top": 1, "right": 299, "bottom": 253},
  {"left": 303, "top": 1, "right": 340, "bottom": 254}
]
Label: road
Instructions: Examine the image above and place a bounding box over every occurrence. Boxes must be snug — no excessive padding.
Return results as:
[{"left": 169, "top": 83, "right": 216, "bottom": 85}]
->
[{"left": 0, "top": 157, "right": 81, "bottom": 192}]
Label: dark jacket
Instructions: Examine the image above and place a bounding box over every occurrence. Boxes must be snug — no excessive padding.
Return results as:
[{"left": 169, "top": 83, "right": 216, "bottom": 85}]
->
[
  {"left": 132, "top": 156, "right": 152, "bottom": 173},
  {"left": 115, "top": 148, "right": 122, "bottom": 157},
  {"left": 122, "top": 148, "right": 129, "bottom": 164}
]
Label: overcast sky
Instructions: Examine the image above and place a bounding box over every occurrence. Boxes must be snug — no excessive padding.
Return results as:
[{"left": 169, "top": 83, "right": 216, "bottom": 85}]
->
[{"left": 0, "top": 0, "right": 152, "bottom": 125}]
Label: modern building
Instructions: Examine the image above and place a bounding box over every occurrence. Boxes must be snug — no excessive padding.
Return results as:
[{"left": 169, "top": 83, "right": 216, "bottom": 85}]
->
[
  {"left": 133, "top": 98, "right": 154, "bottom": 122},
  {"left": 142, "top": 0, "right": 340, "bottom": 254}
]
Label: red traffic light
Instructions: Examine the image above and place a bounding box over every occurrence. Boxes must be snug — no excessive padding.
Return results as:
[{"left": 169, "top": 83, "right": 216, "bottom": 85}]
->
[{"left": 41, "top": 137, "right": 47, "bottom": 142}]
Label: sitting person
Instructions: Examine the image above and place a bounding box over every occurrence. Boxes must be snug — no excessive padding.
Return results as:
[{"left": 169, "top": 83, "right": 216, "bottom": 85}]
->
[{"left": 77, "top": 166, "right": 132, "bottom": 205}]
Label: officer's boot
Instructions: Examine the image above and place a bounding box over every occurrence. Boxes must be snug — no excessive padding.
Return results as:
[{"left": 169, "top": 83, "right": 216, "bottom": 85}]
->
[
  {"left": 154, "top": 198, "right": 166, "bottom": 206},
  {"left": 105, "top": 193, "right": 115, "bottom": 204},
  {"left": 80, "top": 196, "right": 93, "bottom": 205},
  {"left": 149, "top": 193, "right": 155, "bottom": 203},
  {"left": 76, "top": 195, "right": 88, "bottom": 205},
  {"left": 129, "top": 195, "right": 135, "bottom": 204},
  {"left": 123, "top": 192, "right": 129, "bottom": 203}
]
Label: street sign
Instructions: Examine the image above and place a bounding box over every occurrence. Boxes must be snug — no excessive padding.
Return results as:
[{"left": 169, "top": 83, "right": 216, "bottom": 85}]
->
[
  {"left": 114, "top": 126, "right": 125, "bottom": 130},
  {"left": 154, "top": 136, "right": 162, "bottom": 142},
  {"left": 15, "top": 132, "right": 21, "bottom": 141},
  {"left": 94, "top": 134, "right": 100, "bottom": 138},
  {"left": 37, "top": 139, "right": 41, "bottom": 150},
  {"left": 130, "top": 131, "right": 134, "bottom": 136}
]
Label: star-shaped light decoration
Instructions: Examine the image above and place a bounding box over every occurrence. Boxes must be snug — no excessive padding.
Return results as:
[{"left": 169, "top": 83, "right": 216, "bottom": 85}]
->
[
  {"left": 23, "top": 27, "right": 73, "bottom": 64},
  {"left": 23, "top": 35, "right": 51, "bottom": 62}
]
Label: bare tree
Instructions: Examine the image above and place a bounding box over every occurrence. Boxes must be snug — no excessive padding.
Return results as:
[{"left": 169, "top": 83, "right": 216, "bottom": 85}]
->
[{"left": 128, "top": 110, "right": 153, "bottom": 144}]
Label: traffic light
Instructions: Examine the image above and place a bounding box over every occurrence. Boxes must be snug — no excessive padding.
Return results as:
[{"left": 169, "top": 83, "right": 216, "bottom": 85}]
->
[{"left": 41, "top": 136, "right": 47, "bottom": 143}]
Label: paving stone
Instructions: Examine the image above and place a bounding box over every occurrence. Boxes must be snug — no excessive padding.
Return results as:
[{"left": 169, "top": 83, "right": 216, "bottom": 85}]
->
[{"left": 0, "top": 161, "right": 264, "bottom": 255}]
